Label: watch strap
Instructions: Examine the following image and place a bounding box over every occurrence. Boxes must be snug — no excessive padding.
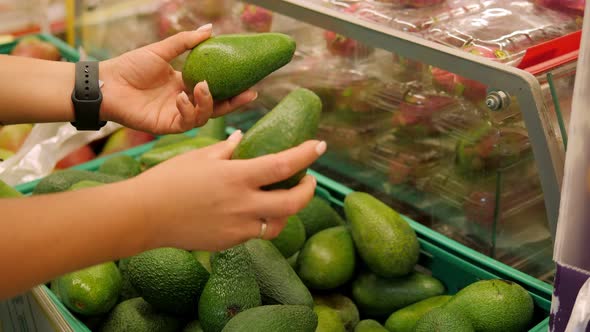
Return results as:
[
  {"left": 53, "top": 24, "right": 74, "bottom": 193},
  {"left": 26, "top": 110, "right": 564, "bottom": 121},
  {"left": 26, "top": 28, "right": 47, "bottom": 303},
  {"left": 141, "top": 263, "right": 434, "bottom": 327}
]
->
[{"left": 70, "top": 61, "right": 107, "bottom": 131}]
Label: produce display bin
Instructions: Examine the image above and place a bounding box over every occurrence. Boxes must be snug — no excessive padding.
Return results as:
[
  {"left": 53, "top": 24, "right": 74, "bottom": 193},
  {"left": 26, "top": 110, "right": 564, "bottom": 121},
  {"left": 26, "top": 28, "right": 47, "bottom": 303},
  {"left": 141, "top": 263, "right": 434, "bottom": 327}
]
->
[{"left": 9, "top": 129, "right": 551, "bottom": 331}]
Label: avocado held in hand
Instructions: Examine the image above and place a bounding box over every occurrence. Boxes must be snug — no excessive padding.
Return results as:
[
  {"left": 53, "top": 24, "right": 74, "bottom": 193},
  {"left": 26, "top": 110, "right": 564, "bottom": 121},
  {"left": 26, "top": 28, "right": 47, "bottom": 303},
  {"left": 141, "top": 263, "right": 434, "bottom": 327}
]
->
[
  {"left": 182, "top": 33, "right": 296, "bottom": 101},
  {"left": 232, "top": 88, "right": 322, "bottom": 190}
]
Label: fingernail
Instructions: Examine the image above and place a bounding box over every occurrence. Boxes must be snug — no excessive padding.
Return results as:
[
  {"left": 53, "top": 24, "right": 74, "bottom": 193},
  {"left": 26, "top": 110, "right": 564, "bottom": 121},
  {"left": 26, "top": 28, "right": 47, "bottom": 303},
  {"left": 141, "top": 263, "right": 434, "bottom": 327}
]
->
[
  {"left": 315, "top": 141, "right": 327, "bottom": 156},
  {"left": 196, "top": 23, "right": 213, "bottom": 33},
  {"left": 200, "top": 81, "right": 210, "bottom": 96},
  {"left": 227, "top": 130, "right": 243, "bottom": 143},
  {"left": 311, "top": 176, "right": 317, "bottom": 186},
  {"left": 249, "top": 91, "right": 258, "bottom": 101},
  {"left": 179, "top": 91, "right": 190, "bottom": 104}
]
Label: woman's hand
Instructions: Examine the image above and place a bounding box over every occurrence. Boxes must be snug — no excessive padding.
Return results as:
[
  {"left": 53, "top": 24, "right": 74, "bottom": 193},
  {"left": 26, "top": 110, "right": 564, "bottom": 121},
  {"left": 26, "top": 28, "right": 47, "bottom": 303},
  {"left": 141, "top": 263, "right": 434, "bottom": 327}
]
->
[
  {"left": 133, "top": 130, "right": 327, "bottom": 251},
  {"left": 99, "top": 24, "right": 257, "bottom": 134}
]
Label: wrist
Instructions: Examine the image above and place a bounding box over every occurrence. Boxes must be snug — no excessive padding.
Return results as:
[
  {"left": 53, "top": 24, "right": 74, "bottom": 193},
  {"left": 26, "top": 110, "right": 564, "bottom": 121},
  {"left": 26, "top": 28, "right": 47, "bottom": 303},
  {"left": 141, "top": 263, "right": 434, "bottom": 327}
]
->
[
  {"left": 110, "top": 178, "right": 156, "bottom": 256},
  {"left": 98, "top": 59, "right": 116, "bottom": 122}
]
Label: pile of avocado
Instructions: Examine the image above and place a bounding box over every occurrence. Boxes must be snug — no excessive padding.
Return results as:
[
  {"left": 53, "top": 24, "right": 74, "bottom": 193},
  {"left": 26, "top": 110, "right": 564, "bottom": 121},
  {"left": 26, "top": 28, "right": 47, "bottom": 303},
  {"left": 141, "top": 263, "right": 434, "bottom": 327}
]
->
[
  {"left": 40, "top": 183, "right": 536, "bottom": 332},
  {"left": 1, "top": 32, "right": 537, "bottom": 332}
]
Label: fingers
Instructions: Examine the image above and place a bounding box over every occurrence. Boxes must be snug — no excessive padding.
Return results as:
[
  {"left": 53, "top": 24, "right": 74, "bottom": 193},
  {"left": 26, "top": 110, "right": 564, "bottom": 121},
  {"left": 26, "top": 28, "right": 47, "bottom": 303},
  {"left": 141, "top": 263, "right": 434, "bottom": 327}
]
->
[
  {"left": 146, "top": 24, "right": 213, "bottom": 62},
  {"left": 254, "top": 175, "right": 317, "bottom": 218},
  {"left": 174, "top": 92, "right": 197, "bottom": 131},
  {"left": 193, "top": 81, "right": 214, "bottom": 126},
  {"left": 212, "top": 90, "right": 258, "bottom": 118},
  {"left": 240, "top": 140, "right": 327, "bottom": 188},
  {"left": 172, "top": 81, "right": 214, "bottom": 132}
]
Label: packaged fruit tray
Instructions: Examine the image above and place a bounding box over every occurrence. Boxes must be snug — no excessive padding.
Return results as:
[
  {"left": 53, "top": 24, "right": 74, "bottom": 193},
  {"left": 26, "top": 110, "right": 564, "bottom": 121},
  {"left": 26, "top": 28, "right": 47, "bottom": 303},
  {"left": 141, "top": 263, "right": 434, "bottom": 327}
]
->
[{"left": 9, "top": 127, "right": 551, "bottom": 331}]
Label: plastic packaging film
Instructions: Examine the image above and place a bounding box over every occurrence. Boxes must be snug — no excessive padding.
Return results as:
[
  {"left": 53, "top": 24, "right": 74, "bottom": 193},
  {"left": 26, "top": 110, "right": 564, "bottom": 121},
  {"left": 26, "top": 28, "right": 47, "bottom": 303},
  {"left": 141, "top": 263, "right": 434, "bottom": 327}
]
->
[{"left": 0, "top": 122, "right": 121, "bottom": 186}]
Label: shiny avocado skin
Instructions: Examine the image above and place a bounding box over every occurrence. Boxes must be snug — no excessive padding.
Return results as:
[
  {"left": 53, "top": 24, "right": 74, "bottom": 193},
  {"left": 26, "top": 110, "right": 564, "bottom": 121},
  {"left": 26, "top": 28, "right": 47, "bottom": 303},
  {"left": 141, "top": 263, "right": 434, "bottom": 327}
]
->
[
  {"left": 182, "top": 33, "right": 296, "bottom": 101},
  {"left": 231, "top": 88, "right": 322, "bottom": 190}
]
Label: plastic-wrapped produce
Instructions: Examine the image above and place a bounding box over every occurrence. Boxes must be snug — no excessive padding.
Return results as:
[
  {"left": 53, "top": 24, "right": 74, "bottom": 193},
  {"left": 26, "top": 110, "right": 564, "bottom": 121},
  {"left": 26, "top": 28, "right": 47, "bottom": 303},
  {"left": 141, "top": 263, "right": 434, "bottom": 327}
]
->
[
  {"left": 363, "top": 84, "right": 490, "bottom": 139},
  {"left": 157, "top": 0, "right": 240, "bottom": 39},
  {"left": 321, "top": 4, "right": 375, "bottom": 60},
  {"left": 426, "top": 0, "right": 580, "bottom": 65},
  {"left": 239, "top": 4, "right": 274, "bottom": 32},
  {"left": 341, "top": 0, "right": 495, "bottom": 33},
  {"left": 534, "top": 0, "right": 584, "bottom": 16},
  {"left": 360, "top": 132, "right": 454, "bottom": 186},
  {"left": 454, "top": 125, "right": 532, "bottom": 177}
]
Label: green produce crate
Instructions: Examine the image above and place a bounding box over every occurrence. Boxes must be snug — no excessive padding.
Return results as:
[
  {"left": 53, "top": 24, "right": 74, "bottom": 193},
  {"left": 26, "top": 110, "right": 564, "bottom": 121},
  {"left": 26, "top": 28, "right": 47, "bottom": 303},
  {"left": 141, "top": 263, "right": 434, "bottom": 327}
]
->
[{"left": 0, "top": 33, "right": 83, "bottom": 62}]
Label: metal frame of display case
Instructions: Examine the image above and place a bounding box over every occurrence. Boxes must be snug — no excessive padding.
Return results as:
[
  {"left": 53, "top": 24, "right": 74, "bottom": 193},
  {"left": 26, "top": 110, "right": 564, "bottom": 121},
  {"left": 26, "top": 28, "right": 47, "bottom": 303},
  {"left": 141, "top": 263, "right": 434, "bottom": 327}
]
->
[{"left": 248, "top": 0, "right": 566, "bottom": 239}]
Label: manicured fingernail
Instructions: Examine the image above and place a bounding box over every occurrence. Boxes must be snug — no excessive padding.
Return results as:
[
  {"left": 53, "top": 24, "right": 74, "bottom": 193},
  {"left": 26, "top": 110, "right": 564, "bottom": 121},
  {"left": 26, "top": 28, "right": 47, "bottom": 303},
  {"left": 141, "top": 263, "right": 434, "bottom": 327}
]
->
[
  {"left": 249, "top": 91, "right": 258, "bottom": 101},
  {"left": 196, "top": 23, "right": 213, "bottom": 32},
  {"left": 179, "top": 91, "right": 190, "bottom": 104},
  {"left": 227, "top": 130, "right": 243, "bottom": 143},
  {"left": 200, "top": 81, "right": 210, "bottom": 96},
  {"left": 315, "top": 141, "right": 327, "bottom": 156}
]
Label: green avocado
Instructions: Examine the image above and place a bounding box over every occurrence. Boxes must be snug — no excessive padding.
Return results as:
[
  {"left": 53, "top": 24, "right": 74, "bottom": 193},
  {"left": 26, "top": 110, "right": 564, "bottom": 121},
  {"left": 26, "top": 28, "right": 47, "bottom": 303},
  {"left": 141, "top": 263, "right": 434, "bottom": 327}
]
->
[
  {"left": 443, "top": 279, "right": 534, "bottom": 332},
  {"left": 98, "top": 155, "right": 142, "bottom": 178},
  {"left": 244, "top": 239, "right": 313, "bottom": 307},
  {"left": 128, "top": 248, "right": 209, "bottom": 315},
  {"left": 100, "top": 297, "right": 182, "bottom": 332},
  {"left": 51, "top": 262, "right": 121, "bottom": 316},
  {"left": 297, "top": 196, "right": 345, "bottom": 237},
  {"left": 198, "top": 244, "right": 261, "bottom": 332},
  {"left": 221, "top": 305, "right": 318, "bottom": 332},
  {"left": 271, "top": 215, "right": 306, "bottom": 258},
  {"left": 414, "top": 307, "right": 474, "bottom": 332},
  {"left": 33, "top": 169, "right": 123, "bottom": 195},
  {"left": 182, "top": 33, "right": 296, "bottom": 101},
  {"left": 351, "top": 271, "right": 445, "bottom": 318},
  {"left": 0, "top": 179, "right": 22, "bottom": 198},
  {"left": 231, "top": 88, "right": 322, "bottom": 190},
  {"left": 384, "top": 295, "right": 452, "bottom": 332},
  {"left": 139, "top": 136, "right": 219, "bottom": 168},
  {"left": 345, "top": 192, "right": 419, "bottom": 278},
  {"left": 296, "top": 226, "right": 356, "bottom": 290},
  {"left": 196, "top": 117, "right": 227, "bottom": 140},
  {"left": 354, "top": 319, "right": 388, "bottom": 332}
]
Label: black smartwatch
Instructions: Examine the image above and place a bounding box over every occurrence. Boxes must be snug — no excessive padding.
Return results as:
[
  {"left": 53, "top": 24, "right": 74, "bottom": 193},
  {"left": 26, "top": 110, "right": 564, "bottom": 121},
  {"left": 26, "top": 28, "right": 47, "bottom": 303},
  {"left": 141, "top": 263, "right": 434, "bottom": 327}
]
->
[{"left": 70, "top": 61, "right": 107, "bottom": 131}]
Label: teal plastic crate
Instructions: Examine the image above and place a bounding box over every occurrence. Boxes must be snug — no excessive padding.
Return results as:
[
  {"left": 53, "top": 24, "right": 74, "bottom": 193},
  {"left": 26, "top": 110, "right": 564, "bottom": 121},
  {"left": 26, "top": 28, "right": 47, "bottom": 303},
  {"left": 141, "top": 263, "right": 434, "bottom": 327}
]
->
[{"left": 0, "top": 33, "right": 82, "bottom": 62}]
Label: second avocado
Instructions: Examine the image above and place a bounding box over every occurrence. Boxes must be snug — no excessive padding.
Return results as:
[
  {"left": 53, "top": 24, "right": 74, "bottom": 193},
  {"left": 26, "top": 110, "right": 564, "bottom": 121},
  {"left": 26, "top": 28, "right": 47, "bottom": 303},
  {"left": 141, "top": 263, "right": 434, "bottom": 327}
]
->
[
  {"left": 232, "top": 88, "right": 322, "bottom": 190},
  {"left": 183, "top": 33, "right": 296, "bottom": 101}
]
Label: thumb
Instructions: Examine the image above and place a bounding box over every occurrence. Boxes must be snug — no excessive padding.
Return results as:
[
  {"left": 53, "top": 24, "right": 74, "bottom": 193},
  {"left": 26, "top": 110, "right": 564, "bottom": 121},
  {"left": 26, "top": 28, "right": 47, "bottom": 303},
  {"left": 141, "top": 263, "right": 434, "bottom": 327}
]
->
[
  {"left": 198, "top": 130, "right": 244, "bottom": 160},
  {"left": 145, "top": 24, "right": 213, "bottom": 62}
]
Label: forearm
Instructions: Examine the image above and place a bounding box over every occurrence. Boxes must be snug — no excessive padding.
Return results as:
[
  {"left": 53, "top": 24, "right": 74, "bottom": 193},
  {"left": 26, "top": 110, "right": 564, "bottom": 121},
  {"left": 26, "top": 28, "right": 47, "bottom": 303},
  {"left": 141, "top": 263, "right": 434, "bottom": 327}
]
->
[
  {"left": 0, "top": 180, "right": 151, "bottom": 300},
  {"left": 0, "top": 55, "right": 77, "bottom": 124}
]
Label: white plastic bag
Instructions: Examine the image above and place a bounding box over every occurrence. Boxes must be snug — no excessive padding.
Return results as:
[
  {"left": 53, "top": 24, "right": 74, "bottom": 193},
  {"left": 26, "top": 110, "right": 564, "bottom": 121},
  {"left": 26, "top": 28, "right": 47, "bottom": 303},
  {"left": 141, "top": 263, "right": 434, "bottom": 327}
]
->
[{"left": 0, "top": 122, "right": 121, "bottom": 186}]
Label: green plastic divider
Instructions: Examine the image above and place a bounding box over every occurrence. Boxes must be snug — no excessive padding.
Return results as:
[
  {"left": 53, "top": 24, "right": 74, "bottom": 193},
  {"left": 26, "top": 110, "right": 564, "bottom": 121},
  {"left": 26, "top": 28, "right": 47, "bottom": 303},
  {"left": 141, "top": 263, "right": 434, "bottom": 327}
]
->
[{"left": 42, "top": 285, "right": 92, "bottom": 332}]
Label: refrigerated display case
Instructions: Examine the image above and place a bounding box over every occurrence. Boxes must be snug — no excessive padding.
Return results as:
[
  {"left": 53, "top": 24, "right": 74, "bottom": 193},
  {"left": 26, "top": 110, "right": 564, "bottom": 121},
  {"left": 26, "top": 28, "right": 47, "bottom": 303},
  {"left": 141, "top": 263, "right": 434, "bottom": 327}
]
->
[
  {"left": 221, "top": 0, "right": 581, "bottom": 284},
  {"left": 20, "top": 0, "right": 578, "bottom": 284}
]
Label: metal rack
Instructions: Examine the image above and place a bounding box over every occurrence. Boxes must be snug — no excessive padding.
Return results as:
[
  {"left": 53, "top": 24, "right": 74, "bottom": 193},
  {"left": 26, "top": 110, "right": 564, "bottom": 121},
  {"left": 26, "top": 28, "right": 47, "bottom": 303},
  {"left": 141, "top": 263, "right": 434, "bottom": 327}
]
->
[{"left": 248, "top": 0, "right": 566, "bottom": 238}]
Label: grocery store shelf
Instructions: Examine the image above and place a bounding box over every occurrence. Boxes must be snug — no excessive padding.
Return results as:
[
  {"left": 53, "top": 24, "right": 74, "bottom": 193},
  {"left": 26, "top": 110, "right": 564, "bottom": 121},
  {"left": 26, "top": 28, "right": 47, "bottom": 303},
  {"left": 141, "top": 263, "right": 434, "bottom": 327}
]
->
[{"left": 248, "top": 0, "right": 564, "bottom": 238}]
